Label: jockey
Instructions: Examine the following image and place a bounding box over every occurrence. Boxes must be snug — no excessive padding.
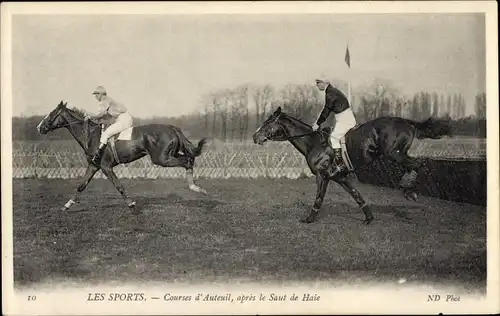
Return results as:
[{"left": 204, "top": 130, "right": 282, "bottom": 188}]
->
[
  {"left": 312, "top": 77, "right": 357, "bottom": 175},
  {"left": 85, "top": 86, "right": 133, "bottom": 165}
]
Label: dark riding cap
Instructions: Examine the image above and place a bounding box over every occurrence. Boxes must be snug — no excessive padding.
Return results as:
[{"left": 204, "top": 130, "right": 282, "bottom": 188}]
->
[{"left": 315, "top": 76, "right": 330, "bottom": 84}]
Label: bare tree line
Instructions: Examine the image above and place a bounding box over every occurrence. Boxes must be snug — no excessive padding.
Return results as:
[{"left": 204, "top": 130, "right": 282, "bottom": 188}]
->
[
  {"left": 195, "top": 81, "right": 486, "bottom": 141},
  {"left": 13, "top": 81, "right": 487, "bottom": 141},
  {"left": 201, "top": 83, "right": 325, "bottom": 141}
]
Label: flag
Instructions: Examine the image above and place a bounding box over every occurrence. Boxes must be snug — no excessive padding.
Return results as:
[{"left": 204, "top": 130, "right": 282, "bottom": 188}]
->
[{"left": 345, "top": 45, "right": 350, "bottom": 68}]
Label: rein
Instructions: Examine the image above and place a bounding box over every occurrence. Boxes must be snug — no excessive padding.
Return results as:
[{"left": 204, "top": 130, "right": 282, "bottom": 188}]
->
[
  {"left": 272, "top": 113, "right": 329, "bottom": 141},
  {"left": 44, "top": 108, "right": 98, "bottom": 152},
  {"left": 56, "top": 120, "right": 86, "bottom": 128}
]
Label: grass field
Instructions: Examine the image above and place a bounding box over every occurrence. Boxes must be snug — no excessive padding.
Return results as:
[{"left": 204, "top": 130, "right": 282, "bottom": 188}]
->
[{"left": 13, "top": 178, "right": 486, "bottom": 292}]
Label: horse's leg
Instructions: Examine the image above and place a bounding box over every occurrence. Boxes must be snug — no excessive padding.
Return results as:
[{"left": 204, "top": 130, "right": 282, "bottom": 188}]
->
[
  {"left": 183, "top": 155, "right": 207, "bottom": 195},
  {"left": 100, "top": 167, "right": 137, "bottom": 209},
  {"left": 335, "top": 176, "right": 374, "bottom": 225},
  {"left": 61, "top": 164, "right": 99, "bottom": 211},
  {"left": 389, "top": 152, "right": 419, "bottom": 202},
  {"left": 150, "top": 153, "right": 207, "bottom": 195},
  {"left": 301, "top": 173, "right": 329, "bottom": 224},
  {"left": 399, "top": 154, "right": 420, "bottom": 201}
]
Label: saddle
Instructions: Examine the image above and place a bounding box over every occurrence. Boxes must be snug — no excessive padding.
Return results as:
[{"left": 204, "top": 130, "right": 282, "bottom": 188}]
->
[
  {"left": 318, "top": 125, "right": 359, "bottom": 172},
  {"left": 102, "top": 124, "right": 135, "bottom": 164},
  {"left": 339, "top": 136, "right": 355, "bottom": 172}
]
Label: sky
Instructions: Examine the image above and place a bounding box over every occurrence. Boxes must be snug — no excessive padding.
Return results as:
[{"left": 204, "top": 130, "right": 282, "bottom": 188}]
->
[{"left": 11, "top": 13, "right": 486, "bottom": 118}]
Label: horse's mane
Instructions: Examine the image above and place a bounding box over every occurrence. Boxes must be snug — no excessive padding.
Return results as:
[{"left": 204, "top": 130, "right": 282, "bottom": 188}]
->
[{"left": 67, "top": 106, "right": 88, "bottom": 120}]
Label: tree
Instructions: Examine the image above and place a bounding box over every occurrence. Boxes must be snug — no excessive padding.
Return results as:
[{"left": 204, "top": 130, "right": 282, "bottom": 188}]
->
[
  {"left": 446, "top": 94, "right": 452, "bottom": 118},
  {"left": 475, "top": 92, "right": 486, "bottom": 119},
  {"left": 394, "top": 97, "right": 404, "bottom": 117},
  {"left": 432, "top": 92, "right": 440, "bottom": 117},
  {"left": 209, "top": 89, "right": 231, "bottom": 141},
  {"left": 439, "top": 94, "right": 445, "bottom": 118},
  {"left": 252, "top": 84, "right": 274, "bottom": 128},
  {"left": 279, "top": 83, "right": 322, "bottom": 123},
  {"left": 458, "top": 93, "right": 466, "bottom": 118},
  {"left": 354, "top": 79, "right": 400, "bottom": 121},
  {"left": 234, "top": 85, "right": 249, "bottom": 140},
  {"left": 210, "top": 95, "right": 219, "bottom": 138},
  {"left": 420, "top": 91, "right": 432, "bottom": 119},
  {"left": 204, "top": 103, "right": 210, "bottom": 135},
  {"left": 410, "top": 93, "right": 420, "bottom": 120}
]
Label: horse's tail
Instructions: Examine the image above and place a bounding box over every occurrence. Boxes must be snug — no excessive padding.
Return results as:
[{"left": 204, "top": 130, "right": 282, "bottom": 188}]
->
[
  {"left": 175, "top": 128, "right": 208, "bottom": 157},
  {"left": 409, "top": 116, "right": 453, "bottom": 140},
  {"left": 188, "top": 138, "right": 208, "bottom": 157}
]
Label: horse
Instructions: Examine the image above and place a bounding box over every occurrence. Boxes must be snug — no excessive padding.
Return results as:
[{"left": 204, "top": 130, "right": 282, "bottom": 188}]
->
[
  {"left": 36, "top": 101, "right": 208, "bottom": 212},
  {"left": 252, "top": 106, "right": 452, "bottom": 224}
]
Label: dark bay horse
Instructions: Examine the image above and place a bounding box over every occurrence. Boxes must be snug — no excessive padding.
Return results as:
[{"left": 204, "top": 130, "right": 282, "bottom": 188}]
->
[
  {"left": 252, "top": 106, "right": 452, "bottom": 224},
  {"left": 37, "top": 101, "right": 208, "bottom": 211}
]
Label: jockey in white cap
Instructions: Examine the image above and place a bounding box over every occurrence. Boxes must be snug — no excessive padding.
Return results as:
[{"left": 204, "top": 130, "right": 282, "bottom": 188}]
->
[
  {"left": 85, "top": 86, "right": 133, "bottom": 165},
  {"left": 312, "top": 77, "right": 357, "bottom": 175}
]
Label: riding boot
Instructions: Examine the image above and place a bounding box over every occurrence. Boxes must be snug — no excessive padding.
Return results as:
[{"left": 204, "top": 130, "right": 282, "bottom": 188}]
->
[
  {"left": 329, "top": 148, "right": 348, "bottom": 177},
  {"left": 91, "top": 143, "right": 107, "bottom": 165}
]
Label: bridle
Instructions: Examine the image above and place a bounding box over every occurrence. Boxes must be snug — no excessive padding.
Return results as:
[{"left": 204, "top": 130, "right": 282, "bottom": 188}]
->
[
  {"left": 39, "top": 107, "right": 73, "bottom": 131},
  {"left": 38, "top": 106, "right": 98, "bottom": 151},
  {"left": 40, "top": 107, "right": 97, "bottom": 130}
]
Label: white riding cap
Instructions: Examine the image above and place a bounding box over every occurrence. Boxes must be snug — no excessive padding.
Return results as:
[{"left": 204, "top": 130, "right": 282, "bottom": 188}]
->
[{"left": 92, "top": 86, "right": 107, "bottom": 95}]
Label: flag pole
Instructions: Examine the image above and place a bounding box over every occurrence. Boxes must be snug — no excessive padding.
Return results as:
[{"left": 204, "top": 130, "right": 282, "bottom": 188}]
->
[
  {"left": 348, "top": 67, "right": 352, "bottom": 106},
  {"left": 345, "top": 43, "right": 352, "bottom": 109}
]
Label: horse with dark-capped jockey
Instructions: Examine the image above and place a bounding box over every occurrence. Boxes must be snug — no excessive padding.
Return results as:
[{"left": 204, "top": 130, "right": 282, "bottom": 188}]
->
[
  {"left": 252, "top": 77, "right": 453, "bottom": 225},
  {"left": 36, "top": 86, "right": 208, "bottom": 212}
]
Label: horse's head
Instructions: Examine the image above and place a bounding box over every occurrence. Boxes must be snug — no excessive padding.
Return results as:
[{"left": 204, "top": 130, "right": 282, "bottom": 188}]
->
[
  {"left": 36, "top": 101, "right": 69, "bottom": 134},
  {"left": 252, "top": 107, "right": 290, "bottom": 145}
]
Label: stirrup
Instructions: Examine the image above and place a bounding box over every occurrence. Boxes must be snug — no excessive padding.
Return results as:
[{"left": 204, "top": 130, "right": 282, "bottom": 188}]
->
[
  {"left": 330, "top": 152, "right": 347, "bottom": 174},
  {"left": 91, "top": 153, "right": 101, "bottom": 165},
  {"left": 333, "top": 163, "right": 348, "bottom": 176}
]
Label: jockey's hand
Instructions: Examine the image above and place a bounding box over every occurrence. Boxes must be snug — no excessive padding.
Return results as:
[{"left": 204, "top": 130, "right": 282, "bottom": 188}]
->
[
  {"left": 84, "top": 115, "right": 98, "bottom": 124},
  {"left": 312, "top": 123, "right": 320, "bottom": 132}
]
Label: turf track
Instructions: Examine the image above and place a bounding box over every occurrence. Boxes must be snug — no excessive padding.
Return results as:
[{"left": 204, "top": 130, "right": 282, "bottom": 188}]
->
[{"left": 13, "top": 178, "right": 486, "bottom": 291}]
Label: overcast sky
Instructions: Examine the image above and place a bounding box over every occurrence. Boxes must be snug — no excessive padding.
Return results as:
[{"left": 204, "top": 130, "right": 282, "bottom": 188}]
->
[{"left": 12, "top": 13, "right": 485, "bottom": 118}]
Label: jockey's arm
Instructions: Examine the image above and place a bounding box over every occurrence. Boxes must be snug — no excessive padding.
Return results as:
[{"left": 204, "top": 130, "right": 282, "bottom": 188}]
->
[
  {"left": 315, "top": 105, "right": 332, "bottom": 126},
  {"left": 85, "top": 102, "right": 109, "bottom": 121},
  {"left": 315, "top": 96, "right": 336, "bottom": 126},
  {"left": 92, "top": 107, "right": 108, "bottom": 120}
]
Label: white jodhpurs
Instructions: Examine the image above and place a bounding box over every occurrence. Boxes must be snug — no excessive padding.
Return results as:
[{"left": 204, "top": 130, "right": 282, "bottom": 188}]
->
[
  {"left": 329, "top": 108, "right": 357, "bottom": 149},
  {"left": 100, "top": 112, "right": 133, "bottom": 144}
]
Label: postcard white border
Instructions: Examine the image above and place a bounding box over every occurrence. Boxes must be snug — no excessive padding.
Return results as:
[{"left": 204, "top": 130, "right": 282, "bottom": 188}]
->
[{"left": 2, "top": 1, "right": 499, "bottom": 315}]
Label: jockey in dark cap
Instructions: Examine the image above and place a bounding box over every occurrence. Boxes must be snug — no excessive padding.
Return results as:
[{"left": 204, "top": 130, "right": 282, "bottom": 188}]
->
[{"left": 312, "top": 77, "right": 357, "bottom": 175}]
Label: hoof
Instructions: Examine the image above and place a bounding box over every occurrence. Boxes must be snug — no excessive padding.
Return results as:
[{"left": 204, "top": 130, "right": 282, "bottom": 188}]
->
[
  {"left": 300, "top": 218, "right": 315, "bottom": 224},
  {"left": 128, "top": 201, "right": 141, "bottom": 214},
  {"left": 128, "top": 201, "right": 137, "bottom": 208},
  {"left": 189, "top": 185, "right": 207, "bottom": 195},
  {"left": 61, "top": 198, "right": 77, "bottom": 211},
  {"left": 404, "top": 191, "right": 418, "bottom": 202},
  {"left": 300, "top": 210, "right": 318, "bottom": 224},
  {"left": 363, "top": 217, "right": 374, "bottom": 225}
]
